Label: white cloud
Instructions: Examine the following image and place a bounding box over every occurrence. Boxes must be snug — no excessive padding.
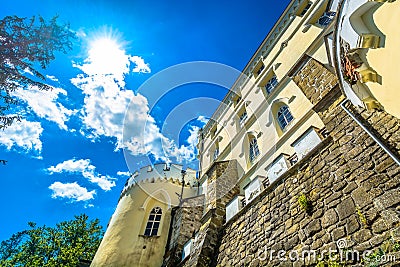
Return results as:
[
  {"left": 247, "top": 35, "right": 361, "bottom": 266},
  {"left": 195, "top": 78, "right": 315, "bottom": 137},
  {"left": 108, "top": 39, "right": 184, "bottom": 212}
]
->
[
  {"left": 23, "top": 67, "right": 34, "bottom": 76},
  {"left": 130, "top": 56, "right": 150, "bottom": 73},
  {"left": 49, "top": 182, "right": 95, "bottom": 202},
  {"left": 46, "top": 75, "right": 59, "bottom": 82},
  {"left": 70, "top": 38, "right": 152, "bottom": 148},
  {"left": 0, "top": 119, "right": 43, "bottom": 155},
  {"left": 167, "top": 125, "right": 200, "bottom": 163},
  {"left": 47, "top": 158, "right": 116, "bottom": 191},
  {"left": 70, "top": 37, "right": 203, "bottom": 164},
  {"left": 117, "top": 171, "right": 131, "bottom": 176},
  {"left": 197, "top": 115, "right": 209, "bottom": 125},
  {"left": 12, "top": 85, "right": 75, "bottom": 130}
]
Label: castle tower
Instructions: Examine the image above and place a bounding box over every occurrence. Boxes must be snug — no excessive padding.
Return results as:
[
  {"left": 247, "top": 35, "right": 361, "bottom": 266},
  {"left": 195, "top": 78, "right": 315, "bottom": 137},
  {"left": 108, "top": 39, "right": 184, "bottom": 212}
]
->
[{"left": 91, "top": 163, "right": 198, "bottom": 267}]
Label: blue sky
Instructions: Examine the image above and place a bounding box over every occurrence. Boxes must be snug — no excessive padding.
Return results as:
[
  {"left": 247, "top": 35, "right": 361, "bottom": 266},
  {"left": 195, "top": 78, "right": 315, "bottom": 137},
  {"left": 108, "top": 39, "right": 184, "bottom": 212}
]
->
[{"left": 0, "top": 0, "right": 290, "bottom": 241}]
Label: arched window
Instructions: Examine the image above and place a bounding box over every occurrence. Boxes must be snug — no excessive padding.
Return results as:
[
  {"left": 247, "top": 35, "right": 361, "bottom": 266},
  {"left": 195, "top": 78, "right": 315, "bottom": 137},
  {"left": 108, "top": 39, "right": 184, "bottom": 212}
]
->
[
  {"left": 144, "top": 207, "right": 162, "bottom": 236},
  {"left": 249, "top": 137, "right": 260, "bottom": 163},
  {"left": 277, "top": 105, "right": 294, "bottom": 130}
]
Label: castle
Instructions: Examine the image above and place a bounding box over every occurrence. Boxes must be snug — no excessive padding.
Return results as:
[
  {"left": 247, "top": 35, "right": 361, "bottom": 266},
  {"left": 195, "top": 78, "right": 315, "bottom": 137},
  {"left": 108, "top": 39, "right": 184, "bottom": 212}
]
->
[{"left": 91, "top": 0, "right": 400, "bottom": 266}]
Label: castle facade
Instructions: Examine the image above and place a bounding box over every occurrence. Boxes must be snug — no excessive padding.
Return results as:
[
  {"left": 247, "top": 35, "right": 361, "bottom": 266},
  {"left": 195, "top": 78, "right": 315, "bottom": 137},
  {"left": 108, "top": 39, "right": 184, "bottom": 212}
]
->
[{"left": 92, "top": 0, "right": 400, "bottom": 266}]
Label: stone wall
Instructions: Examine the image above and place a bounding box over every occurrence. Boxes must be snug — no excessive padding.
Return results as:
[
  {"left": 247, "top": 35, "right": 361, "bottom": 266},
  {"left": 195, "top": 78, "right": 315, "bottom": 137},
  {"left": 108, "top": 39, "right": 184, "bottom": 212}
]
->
[
  {"left": 164, "top": 57, "right": 400, "bottom": 267},
  {"left": 213, "top": 59, "right": 400, "bottom": 266},
  {"left": 162, "top": 161, "right": 240, "bottom": 267},
  {"left": 216, "top": 104, "right": 400, "bottom": 266},
  {"left": 162, "top": 196, "right": 204, "bottom": 266}
]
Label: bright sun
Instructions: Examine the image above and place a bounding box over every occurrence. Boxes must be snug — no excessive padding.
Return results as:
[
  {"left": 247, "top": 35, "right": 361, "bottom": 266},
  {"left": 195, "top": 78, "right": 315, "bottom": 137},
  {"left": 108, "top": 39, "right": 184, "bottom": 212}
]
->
[
  {"left": 89, "top": 37, "right": 122, "bottom": 62},
  {"left": 85, "top": 36, "right": 128, "bottom": 76}
]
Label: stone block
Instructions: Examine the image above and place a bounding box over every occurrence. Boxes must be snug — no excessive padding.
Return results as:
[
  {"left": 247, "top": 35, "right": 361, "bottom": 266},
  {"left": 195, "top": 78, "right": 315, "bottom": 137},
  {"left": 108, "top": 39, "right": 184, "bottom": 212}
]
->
[
  {"left": 351, "top": 187, "right": 372, "bottom": 209},
  {"left": 374, "top": 189, "right": 400, "bottom": 211},
  {"left": 331, "top": 227, "right": 346, "bottom": 241},
  {"left": 353, "top": 229, "right": 372, "bottom": 243},
  {"left": 345, "top": 214, "right": 360, "bottom": 235},
  {"left": 305, "top": 219, "right": 321, "bottom": 237},
  {"left": 321, "top": 208, "right": 338, "bottom": 228},
  {"left": 337, "top": 197, "right": 356, "bottom": 220}
]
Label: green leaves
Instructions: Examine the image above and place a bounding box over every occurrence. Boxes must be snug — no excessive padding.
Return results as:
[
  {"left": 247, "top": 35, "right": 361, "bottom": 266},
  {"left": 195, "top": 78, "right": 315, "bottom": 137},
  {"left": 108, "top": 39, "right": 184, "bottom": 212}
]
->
[{"left": 0, "top": 214, "right": 104, "bottom": 266}]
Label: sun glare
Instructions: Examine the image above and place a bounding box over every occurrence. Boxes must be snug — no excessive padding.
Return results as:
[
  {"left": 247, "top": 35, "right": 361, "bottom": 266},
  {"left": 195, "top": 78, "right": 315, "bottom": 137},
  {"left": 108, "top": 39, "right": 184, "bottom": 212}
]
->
[
  {"left": 89, "top": 37, "right": 122, "bottom": 62},
  {"left": 84, "top": 35, "right": 129, "bottom": 77}
]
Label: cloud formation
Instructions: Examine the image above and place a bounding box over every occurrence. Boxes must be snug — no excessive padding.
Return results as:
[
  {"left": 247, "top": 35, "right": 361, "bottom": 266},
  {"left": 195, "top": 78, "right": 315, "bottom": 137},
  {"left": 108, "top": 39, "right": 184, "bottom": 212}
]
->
[
  {"left": 12, "top": 85, "right": 75, "bottom": 130},
  {"left": 0, "top": 119, "right": 43, "bottom": 156},
  {"left": 49, "top": 181, "right": 95, "bottom": 202},
  {"left": 71, "top": 35, "right": 205, "bottom": 165},
  {"left": 117, "top": 171, "right": 131, "bottom": 176},
  {"left": 47, "top": 158, "right": 116, "bottom": 191}
]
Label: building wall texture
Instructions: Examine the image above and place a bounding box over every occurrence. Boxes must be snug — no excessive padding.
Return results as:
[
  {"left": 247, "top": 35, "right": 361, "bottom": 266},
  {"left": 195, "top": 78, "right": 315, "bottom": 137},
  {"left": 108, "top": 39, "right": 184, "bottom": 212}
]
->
[{"left": 212, "top": 61, "right": 400, "bottom": 266}]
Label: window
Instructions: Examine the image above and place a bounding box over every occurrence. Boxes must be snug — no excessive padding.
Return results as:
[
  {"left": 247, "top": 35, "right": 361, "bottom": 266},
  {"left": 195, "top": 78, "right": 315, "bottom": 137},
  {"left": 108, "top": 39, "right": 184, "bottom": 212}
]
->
[
  {"left": 277, "top": 105, "right": 294, "bottom": 130},
  {"left": 249, "top": 137, "right": 260, "bottom": 162},
  {"left": 213, "top": 143, "right": 219, "bottom": 160},
  {"left": 239, "top": 110, "right": 248, "bottom": 126},
  {"left": 298, "top": 1, "right": 312, "bottom": 17},
  {"left": 256, "top": 64, "right": 265, "bottom": 76},
  {"left": 265, "top": 75, "right": 278, "bottom": 94},
  {"left": 144, "top": 207, "right": 162, "bottom": 236},
  {"left": 232, "top": 95, "right": 242, "bottom": 107},
  {"left": 253, "top": 62, "right": 265, "bottom": 78},
  {"left": 317, "top": 11, "right": 336, "bottom": 27},
  {"left": 163, "top": 163, "right": 170, "bottom": 171},
  {"left": 182, "top": 239, "right": 192, "bottom": 260}
]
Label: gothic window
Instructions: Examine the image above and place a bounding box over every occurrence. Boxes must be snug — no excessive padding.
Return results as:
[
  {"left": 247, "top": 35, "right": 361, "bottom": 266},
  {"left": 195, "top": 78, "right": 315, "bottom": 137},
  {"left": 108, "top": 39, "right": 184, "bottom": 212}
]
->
[
  {"left": 144, "top": 207, "right": 162, "bottom": 236},
  {"left": 249, "top": 137, "right": 260, "bottom": 163},
  {"left": 277, "top": 105, "right": 294, "bottom": 130}
]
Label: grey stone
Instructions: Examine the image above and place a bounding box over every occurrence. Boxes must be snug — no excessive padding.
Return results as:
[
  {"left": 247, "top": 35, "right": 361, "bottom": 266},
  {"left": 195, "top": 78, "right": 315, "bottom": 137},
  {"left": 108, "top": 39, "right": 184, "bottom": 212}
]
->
[
  {"left": 305, "top": 219, "right": 321, "bottom": 237},
  {"left": 331, "top": 227, "right": 346, "bottom": 241},
  {"left": 345, "top": 215, "right": 360, "bottom": 235},
  {"left": 352, "top": 229, "right": 372, "bottom": 243},
  {"left": 351, "top": 187, "right": 371, "bottom": 209},
  {"left": 337, "top": 197, "right": 356, "bottom": 220},
  {"left": 372, "top": 218, "right": 390, "bottom": 234},
  {"left": 321, "top": 208, "right": 338, "bottom": 228},
  {"left": 374, "top": 189, "right": 400, "bottom": 211}
]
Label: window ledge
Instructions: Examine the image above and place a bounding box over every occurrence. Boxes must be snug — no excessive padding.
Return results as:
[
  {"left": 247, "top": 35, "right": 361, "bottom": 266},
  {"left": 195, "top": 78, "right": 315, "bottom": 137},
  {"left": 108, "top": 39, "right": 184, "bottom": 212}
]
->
[{"left": 138, "top": 235, "right": 160, "bottom": 239}]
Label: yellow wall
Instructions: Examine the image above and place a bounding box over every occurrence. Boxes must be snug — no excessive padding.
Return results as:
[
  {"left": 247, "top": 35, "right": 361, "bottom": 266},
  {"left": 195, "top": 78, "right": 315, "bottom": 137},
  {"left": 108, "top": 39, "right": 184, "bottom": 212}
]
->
[
  {"left": 199, "top": 0, "right": 329, "bottom": 183},
  {"left": 91, "top": 181, "right": 197, "bottom": 267},
  {"left": 361, "top": 1, "right": 400, "bottom": 118}
]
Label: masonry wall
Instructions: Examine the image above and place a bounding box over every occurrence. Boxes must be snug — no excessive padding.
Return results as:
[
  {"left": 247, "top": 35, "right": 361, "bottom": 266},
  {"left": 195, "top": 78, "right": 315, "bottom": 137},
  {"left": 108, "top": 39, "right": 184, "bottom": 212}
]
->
[
  {"left": 163, "top": 196, "right": 204, "bottom": 266},
  {"left": 214, "top": 59, "right": 400, "bottom": 266}
]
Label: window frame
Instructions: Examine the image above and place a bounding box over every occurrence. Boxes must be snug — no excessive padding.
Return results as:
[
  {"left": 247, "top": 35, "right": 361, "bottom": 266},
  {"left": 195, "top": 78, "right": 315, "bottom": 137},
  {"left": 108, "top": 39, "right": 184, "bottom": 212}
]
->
[
  {"left": 264, "top": 75, "right": 278, "bottom": 94},
  {"left": 239, "top": 110, "right": 248, "bottom": 126},
  {"left": 249, "top": 137, "right": 260, "bottom": 163},
  {"left": 213, "top": 144, "right": 219, "bottom": 160},
  {"left": 277, "top": 105, "right": 294, "bottom": 130},
  {"left": 144, "top": 207, "right": 162, "bottom": 237}
]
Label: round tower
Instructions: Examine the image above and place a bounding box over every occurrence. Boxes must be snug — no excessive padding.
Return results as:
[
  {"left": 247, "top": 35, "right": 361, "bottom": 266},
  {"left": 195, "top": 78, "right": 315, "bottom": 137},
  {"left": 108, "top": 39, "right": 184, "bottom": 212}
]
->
[{"left": 91, "top": 163, "right": 198, "bottom": 267}]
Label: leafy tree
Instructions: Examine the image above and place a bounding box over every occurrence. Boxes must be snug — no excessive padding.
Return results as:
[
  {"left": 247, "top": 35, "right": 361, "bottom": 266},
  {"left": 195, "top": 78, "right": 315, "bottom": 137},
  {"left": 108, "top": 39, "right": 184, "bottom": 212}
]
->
[
  {"left": 0, "top": 214, "right": 104, "bottom": 266},
  {"left": 0, "top": 15, "right": 75, "bottom": 129}
]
